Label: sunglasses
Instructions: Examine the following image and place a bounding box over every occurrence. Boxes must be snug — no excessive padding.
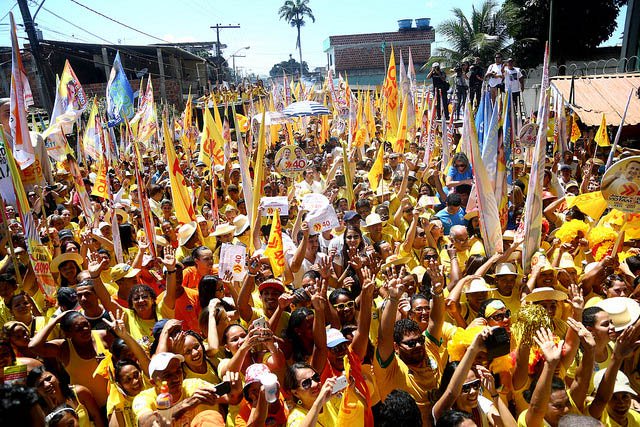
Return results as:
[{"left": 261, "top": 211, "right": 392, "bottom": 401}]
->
[
  {"left": 417, "top": 232, "right": 427, "bottom": 237},
  {"left": 400, "top": 335, "right": 425, "bottom": 348},
  {"left": 424, "top": 254, "right": 438, "bottom": 261},
  {"left": 299, "top": 372, "right": 321, "bottom": 390},
  {"left": 333, "top": 301, "right": 355, "bottom": 311},
  {"left": 329, "top": 343, "right": 349, "bottom": 354},
  {"left": 489, "top": 309, "right": 511, "bottom": 322},
  {"left": 455, "top": 164, "right": 466, "bottom": 168},
  {"left": 462, "top": 379, "right": 482, "bottom": 393}
]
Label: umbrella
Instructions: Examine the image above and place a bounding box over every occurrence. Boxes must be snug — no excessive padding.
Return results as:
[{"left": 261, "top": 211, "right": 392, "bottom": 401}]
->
[
  {"left": 252, "top": 111, "right": 290, "bottom": 125},
  {"left": 282, "top": 101, "right": 330, "bottom": 118}
]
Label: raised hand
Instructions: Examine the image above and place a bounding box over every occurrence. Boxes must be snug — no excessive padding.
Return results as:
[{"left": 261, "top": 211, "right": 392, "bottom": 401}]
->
[
  {"left": 382, "top": 266, "right": 406, "bottom": 299},
  {"left": 157, "top": 245, "right": 176, "bottom": 270},
  {"left": 477, "top": 365, "right": 497, "bottom": 397},
  {"left": 613, "top": 321, "right": 640, "bottom": 360},
  {"left": 247, "top": 255, "right": 261, "bottom": 276},
  {"left": 278, "top": 293, "right": 295, "bottom": 309},
  {"left": 87, "top": 252, "right": 109, "bottom": 278},
  {"left": 533, "top": 328, "right": 563, "bottom": 365},
  {"left": 566, "top": 317, "right": 595, "bottom": 350},
  {"left": 104, "top": 309, "right": 128, "bottom": 338},
  {"left": 426, "top": 260, "right": 444, "bottom": 294},
  {"left": 568, "top": 283, "right": 584, "bottom": 313}
]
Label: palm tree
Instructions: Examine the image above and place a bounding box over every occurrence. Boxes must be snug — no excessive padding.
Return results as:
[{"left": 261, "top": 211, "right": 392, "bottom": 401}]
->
[
  {"left": 278, "top": 0, "right": 315, "bottom": 79},
  {"left": 433, "top": 0, "right": 518, "bottom": 67}
]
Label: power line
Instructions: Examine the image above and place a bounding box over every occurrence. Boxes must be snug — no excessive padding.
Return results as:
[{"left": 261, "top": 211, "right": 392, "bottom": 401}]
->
[
  {"left": 69, "top": 0, "right": 172, "bottom": 44},
  {"left": 0, "top": 2, "right": 18, "bottom": 23},
  {"left": 41, "top": 6, "right": 115, "bottom": 44}
]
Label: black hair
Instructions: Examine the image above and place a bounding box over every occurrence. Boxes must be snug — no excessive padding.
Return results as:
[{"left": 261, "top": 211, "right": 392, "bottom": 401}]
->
[
  {"left": 435, "top": 410, "right": 474, "bottom": 427},
  {"left": 378, "top": 389, "right": 423, "bottom": 427},
  {"left": 221, "top": 323, "right": 247, "bottom": 346},
  {"left": 286, "top": 307, "right": 315, "bottom": 362},
  {"left": 301, "top": 270, "right": 320, "bottom": 282},
  {"left": 329, "top": 288, "right": 352, "bottom": 305},
  {"left": 111, "top": 338, "right": 130, "bottom": 362},
  {"left": 114, "top": 359, "right": 142, "bottom": 391},
  {"left": 198, "top": 275, "right": 221, "bottom": 309},
  {"left": 524, "top": 376, "right": 566, "bottom": 403},
  {"left": 26, "top": 366, "right": 74, "bottom": 400},
  {"left": 355, "top": 199, "right": 371, "bottom": 209},
  {"left": 58, "top": 260, "right": 81, "bottom": 287},
  {"left": 626, "top": 255, "right": 640, "bottom": 274},
  {"left": 45, "top": 404, "right": 78, "bottom": 426},
  {"left": 605, "top": 274, "right": 624, "bottom": 288},
  {"left": 59, "top": 311, "right": 86, "bottom": 333},
  {"left": 446, "top": 193, "right": 462, "bottom": 207},
  {"left": 284, "top": 361, "right": 314, "bottom": 393},
  {"left": 191, "top": 246, "right": 211, "bottom": 260},
  {"left": 439, "top": 361, "right": 460, "bottom": 397},
  {"left": 182, "top": 256, "right": 196, "bottom": 268},
  {"left": 410, "top": 293, "right": 431, "bottom": 308},
  {"left": 127, "top": 285, "right": 158, "bottom": 319},
  {"left": 462, "top": 255, "right": 488, "bottom": 276},
  {"left": 558, "top": 414, "right": 605, "bottom": 427},
  {"left": 7, "top": 292, "right": 30, "bottom": 311},
  {"left": 61, "top": 240, "right": 81, "bottom": 254},
  {"left": 0, "top": 384, "right": 41, "bottom": 425},
  {"left": 456, "top": 184, "right": 472, "bottom": 196},
  {"left": 0, "top": 273, "right": 17, "bottom": 286},
  {"left": 393, "top": 318, "right": 421, "bottom": 344},
  {"left": 582, "top": 306, "right": 605, "bottom": 328},
  {"left": 118, "top": 224, "right": 136, "bottom": 250}
]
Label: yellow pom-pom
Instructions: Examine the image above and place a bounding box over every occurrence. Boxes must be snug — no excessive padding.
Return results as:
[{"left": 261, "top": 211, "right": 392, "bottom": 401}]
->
[
  {"left": 447, "top": 326, "right": 484, "bottom": 362},
  {"left": 511, "top": 305, "right": 552, "bottom": 347},
  {"left": 555, "top": 220, "right": 590, "bottom": 244},
  {"left": 587, "top": 226, "right": 617, "bottom": 247}
]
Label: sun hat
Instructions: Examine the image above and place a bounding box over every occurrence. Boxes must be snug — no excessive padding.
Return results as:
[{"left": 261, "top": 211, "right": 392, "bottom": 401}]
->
[
  {"left": 212, "top": 223, "right": 236, "bottom": 237},
  {"left": 595, "top": 297, "right": 640, "bottom": 332},
  {"left": 365, "top": 213, "right": 382, "bottom": 227},
  {"left": 110, "top": 263, "right": 140, "bottom": 282},
  {"left": 558, "top": 253, "right": 581, "bottom": 274},
  {"left": 381, "top": 255, "right": 411, "bottom": 271},
  {"left": 326, "top": 328, "right": 349, "bottom": 348},
  {"left": 593, "top": 369, "right": 637, "bottom": 396},
  {"left": 464, "top": 210, "right": 479, "bottom": 220},
  {"left": 523, "top": 287, "right": 568, "bottom": 303},
  {"left": 148, "top": 352, "right": 185, "bottom": 377},
  {"left": 177, "top": 222, "right": 198, "bottom": 246},
  {"left": 494, "top": 263, "right": 518, "bottom": 277},
  {"left": 233, "top": 215, "right": 250, "bottom": 236},
  {"left": 464, "top": 277, "right": 496, "bottom": 294},
  {"left": 50, "top": 253, "right": 84, "bottom": 273}
]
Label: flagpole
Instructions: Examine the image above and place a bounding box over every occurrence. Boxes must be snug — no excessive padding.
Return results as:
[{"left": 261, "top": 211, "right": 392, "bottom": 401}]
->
[
  {"left": 0, "top": 197, "right": 23, "bottom": 286},
  {"left": 605, "top": 89, "right": 634, "bottom": 170}
]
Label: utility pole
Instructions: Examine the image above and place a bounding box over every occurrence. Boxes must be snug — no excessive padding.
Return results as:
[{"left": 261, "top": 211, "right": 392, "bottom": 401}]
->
[
  {"left": 231, "top": 54, "right": 246, "bottom": 84},
  {"left": 548, "top": 0, "right": 554, "bottom": 62},
  {"left": 211, "top": 23, "right": 240, "bottom": 57},
  {"left": 17, "top": 0, "right": 53, "bottom": 111}
]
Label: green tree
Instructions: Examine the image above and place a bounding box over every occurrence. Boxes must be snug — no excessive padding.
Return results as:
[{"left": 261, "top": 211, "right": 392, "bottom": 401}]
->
[
  {"left": 505, "top": 0, "right": 627, "bottom": 69},
  {"left": 278, "top": 0, "right": 315, "bottom": 78},
  {"left": 269, "top": 56, "right": 309, "bottom": 78},
  {"left": 434, "top": 0, "right": 518, "bottom": 67}
]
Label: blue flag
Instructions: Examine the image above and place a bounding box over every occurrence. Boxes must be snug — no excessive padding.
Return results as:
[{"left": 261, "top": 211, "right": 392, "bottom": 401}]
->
[{"left": 106, "top": 52, "right": 134, "bottom": 127}]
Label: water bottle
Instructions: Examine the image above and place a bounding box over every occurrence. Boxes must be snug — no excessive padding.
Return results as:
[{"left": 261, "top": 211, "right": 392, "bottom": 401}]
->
[{"left": 156, "top": 381, "right": 173, "bottom": 423}]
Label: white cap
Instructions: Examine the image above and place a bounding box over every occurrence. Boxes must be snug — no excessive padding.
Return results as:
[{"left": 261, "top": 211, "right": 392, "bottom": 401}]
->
[
  {"left": 365, "top": 213, "right": 383, "bottom": 227},
  {"left": 464, "top": 278, "right": 496, "bottom": 293},
  {"left": 593, "top": 369, "right": 636, "bottom": 396},
  {"left": 148, "top": 352, "right": 184, "bottom": 377}
]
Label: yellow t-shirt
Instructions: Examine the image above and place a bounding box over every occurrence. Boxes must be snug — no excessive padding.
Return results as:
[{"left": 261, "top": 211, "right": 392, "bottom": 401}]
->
[
  {"left": 373, "top": 348, "right": 438, "bottom": 427},
  {"left": 124, "top": 303, "right": 171, "bottom": 350},
  {"left": 132, "top": 378, "right": 218, "bottom": 424},
  {"left": 424, "top": 321, "right": 458, "bottom": 376},
  {"left": 249, "top": 307, "right": 290, "bottom": 339},
  {"left": 286, "top": 395, "right": 341, "bottom": 427},
  {"left": 599, "top": 407, "right": 640, "bottom": 427},
  {"left": 517, "top": 390, "right": 580, "bottom": 427}
]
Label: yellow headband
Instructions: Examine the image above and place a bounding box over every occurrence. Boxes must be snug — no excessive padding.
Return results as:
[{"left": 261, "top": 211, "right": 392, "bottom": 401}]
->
[{"left": 484, "top": 300, "right": 506, "bottom": 318}]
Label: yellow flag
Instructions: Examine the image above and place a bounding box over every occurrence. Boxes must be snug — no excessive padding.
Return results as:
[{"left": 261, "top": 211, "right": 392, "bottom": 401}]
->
[
  {"left": 198, "top": 106, "right": 225, "bottom": 168},
  {"left": 181, "top": 90, "right": 196, "bottom": 153},
  {"left": 594, "top": 113, "right": 610, "bottom": 147},
  {"left": 382, "top": 46, "right": 398, "bottom": 140},
  {"left": 570, "top": 113, "right": 581, "bottom": 143},
  {"left": 320, "top": 115, "right": 329, "bottom": 144},
  {"left": 165, "top": 119, "right": 196, "bottom": 224},
  {"left": 91, "top": 155, "right": 109, "bottom": 199},
  {"left": 565, "top": 191, "right": 608, "bottom": 221},
  {"left": 264, "top": 209, "right": 285, "bottom": 278},
  {"left": 393, "top": 93, "right": 408, "bottom": 153},
  {"left": 367, "top": 144, "right": 384, "bottom": 191}
]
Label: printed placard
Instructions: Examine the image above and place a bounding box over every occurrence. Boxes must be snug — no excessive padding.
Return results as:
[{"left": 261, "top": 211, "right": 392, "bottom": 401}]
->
[
  {"left": 601, "top": 156, "right": 640, "bottom": 213},
  {"left": 274, "top": 144, "right": 309, "bottom": 177},
  {"left": 300, "top": 193, "right": 330, "bottom": 212},
  {"left": 260, "top": 196, "right": 289, "bottom": 216},
  {"left": 306, "top": 204, "right": 339, "bottom": 233},
  {"left": 219, "top": 243, "right": 246, "bottom": 281}
]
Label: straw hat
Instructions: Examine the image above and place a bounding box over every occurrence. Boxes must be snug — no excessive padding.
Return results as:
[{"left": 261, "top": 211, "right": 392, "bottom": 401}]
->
[
  {"left": 365, "top": 213, "right": 382, "bottom": 227},
  {"left": 212, "top": 223, "right": 236, "bottom": 237},
  {"left": 177, "top": 221, "right": 198, "bottom": 246},
  {"left": 233, "top": 215, "right": 250, "bottom": 236},
  {"left": 593, "top": 370, "right": 637, "bottom": 396},
  {"left": 110, "top": 263, "right": 140, "bottom": 282},
  {"left": 558, "top": 252, "right": 581, "bottom": 274},
  {"left": 115, "top": 208, "right": 129, "bottom": 223},
  {"left": 523, "top": 287, "right": 568, "bottom": 303},
  {"left": 464, "top": 277, "right": 496, "bottom": 294},
  {"left": 381, "top": 255, "right": 411, "bottom": 271},
  {"left": 595, "top": 297, "right": 640, "bottom": 332},
  {"left": 494, "top": 262, "right": 518, "bottom": 277},
  {"left": 51, "top": 253, "right": 83, "bottom": 273}
]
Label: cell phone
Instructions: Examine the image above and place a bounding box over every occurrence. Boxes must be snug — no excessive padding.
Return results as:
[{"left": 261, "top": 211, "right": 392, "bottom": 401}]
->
[
  {"left": 332, "top": 375, "right": 348, "bottom": 394},
  {"left": 252, "top": 317, "right": 268, "bottom": 331},
  {"left": 335, "top": 174, "right": 346, "bottom": 187},
  {"left": 214, "top": 381, "right": 231, "bottom": 396}
]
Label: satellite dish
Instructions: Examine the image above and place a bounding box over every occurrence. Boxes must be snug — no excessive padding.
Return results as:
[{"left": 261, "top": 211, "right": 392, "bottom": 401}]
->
[{"left": 136, "top": 68, "right": 148, "bottom": 78}]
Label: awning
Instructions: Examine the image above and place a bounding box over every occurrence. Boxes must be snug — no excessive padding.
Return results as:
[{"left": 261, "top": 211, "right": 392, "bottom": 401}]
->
[{"left": 550, "top": 73, "right": 640, "bottom": 127}]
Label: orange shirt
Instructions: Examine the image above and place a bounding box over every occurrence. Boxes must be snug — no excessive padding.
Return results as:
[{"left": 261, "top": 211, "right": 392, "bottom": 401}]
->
[
  {"left": 156, "top": 287, "right": 200, "bottom": 332},
  {"left": 181, "top": 266, "right": 214, "bottom": 289},
  {"left": 235, "top": 395, "right": 288, "bottom": 427}
]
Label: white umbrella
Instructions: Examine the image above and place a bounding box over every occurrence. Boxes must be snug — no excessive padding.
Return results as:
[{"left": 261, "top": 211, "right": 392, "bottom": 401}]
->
[
  {"left": 282, "top": 101, "right": 331, "bottom": 118},
  {"left": 252, "top": 111, "right": 290, "bottom": 125}
]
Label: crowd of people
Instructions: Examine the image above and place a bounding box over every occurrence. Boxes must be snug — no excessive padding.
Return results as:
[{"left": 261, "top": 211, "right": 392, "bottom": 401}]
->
[{"left": 0, "top": 52, "right": 639, "bottom": 427}]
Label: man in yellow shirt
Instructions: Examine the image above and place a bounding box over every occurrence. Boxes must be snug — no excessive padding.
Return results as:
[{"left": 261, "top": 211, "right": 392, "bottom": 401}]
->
[
  {"left": 374, "top": 272, "right": 438, "bottom": 427},
  {"left": 133, "top": 352, "right": 242, "bottom": 426}
]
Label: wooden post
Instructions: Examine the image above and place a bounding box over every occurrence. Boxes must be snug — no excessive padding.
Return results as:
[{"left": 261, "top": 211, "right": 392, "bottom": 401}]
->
[{"left": 157, "top": 48, "right": 167, "bottom": 103}]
